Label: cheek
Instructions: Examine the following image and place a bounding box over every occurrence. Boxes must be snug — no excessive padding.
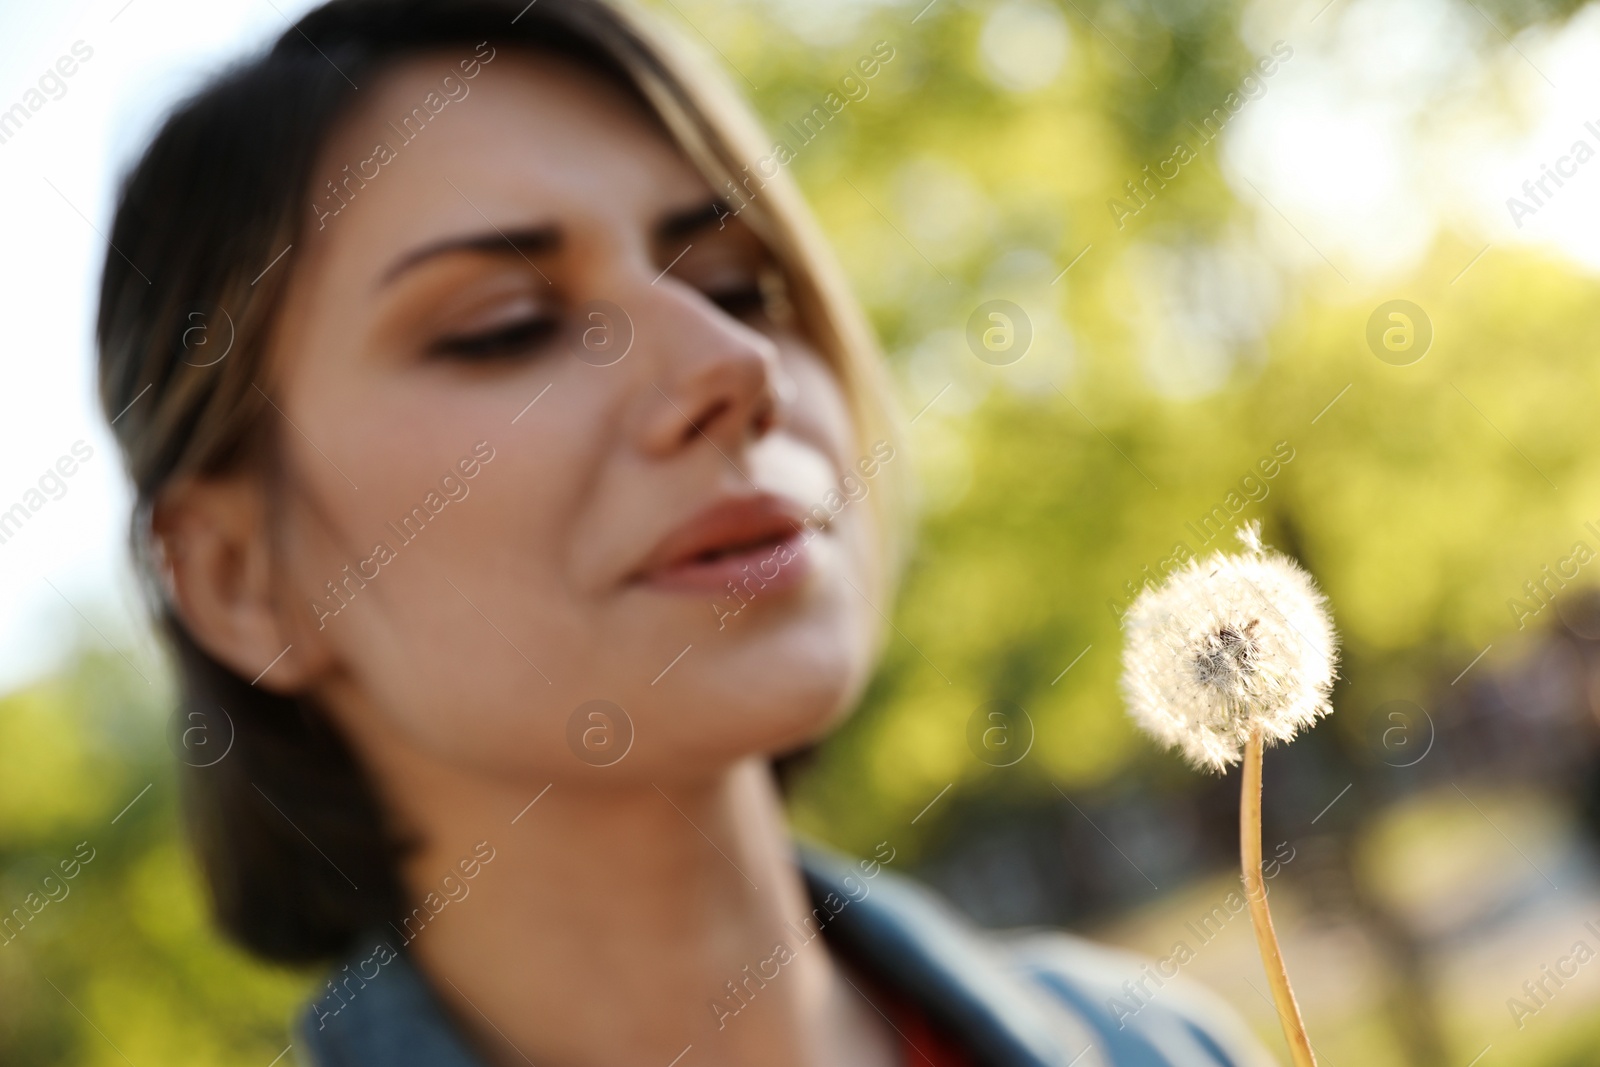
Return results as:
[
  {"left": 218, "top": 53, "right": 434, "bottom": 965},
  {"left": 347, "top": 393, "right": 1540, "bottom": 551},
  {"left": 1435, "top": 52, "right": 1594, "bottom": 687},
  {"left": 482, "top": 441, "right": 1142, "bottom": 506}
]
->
[
  {"left": 281, "top": 365, "right": 612, "bottom": 770},
  {"left": 782, "top": 344, "right": 859, "bottom": 468}
]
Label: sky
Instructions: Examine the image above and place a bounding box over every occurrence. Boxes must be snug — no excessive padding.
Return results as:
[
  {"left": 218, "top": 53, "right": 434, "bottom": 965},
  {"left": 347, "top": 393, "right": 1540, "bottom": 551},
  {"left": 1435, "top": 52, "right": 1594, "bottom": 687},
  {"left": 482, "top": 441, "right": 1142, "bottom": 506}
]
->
[{"left": 0, "top": 0, "right": 1597, "bottom": 695}]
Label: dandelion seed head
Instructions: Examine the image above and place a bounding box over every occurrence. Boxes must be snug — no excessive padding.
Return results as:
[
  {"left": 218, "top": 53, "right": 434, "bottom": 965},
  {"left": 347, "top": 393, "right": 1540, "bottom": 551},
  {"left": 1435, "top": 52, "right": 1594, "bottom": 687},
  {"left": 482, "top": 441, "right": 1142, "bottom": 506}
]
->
[{"left": 1119, "top": 522, "right": 1339, "bottom": 772}]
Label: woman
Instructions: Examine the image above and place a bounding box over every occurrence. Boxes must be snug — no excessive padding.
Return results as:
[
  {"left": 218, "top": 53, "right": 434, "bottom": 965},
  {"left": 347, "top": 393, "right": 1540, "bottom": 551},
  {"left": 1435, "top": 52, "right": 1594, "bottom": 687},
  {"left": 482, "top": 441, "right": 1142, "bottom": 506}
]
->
[{"left": 96, "top": 1, "right": 1273, "bottom": 1064}]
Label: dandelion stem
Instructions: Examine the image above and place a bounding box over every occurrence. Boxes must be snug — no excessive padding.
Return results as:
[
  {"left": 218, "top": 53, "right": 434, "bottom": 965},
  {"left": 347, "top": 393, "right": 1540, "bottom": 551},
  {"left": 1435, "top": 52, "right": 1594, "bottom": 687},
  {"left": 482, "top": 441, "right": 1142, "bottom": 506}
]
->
[{"left": 1241, "top": 725, "right": 1317, "bottom": 1067}]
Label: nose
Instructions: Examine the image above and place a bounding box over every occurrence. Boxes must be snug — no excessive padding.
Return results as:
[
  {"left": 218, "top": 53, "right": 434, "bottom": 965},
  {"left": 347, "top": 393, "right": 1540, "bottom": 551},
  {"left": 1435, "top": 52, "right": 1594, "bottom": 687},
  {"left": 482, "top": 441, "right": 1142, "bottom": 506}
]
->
[{"left": 633, "top": 283, "right": 788, "bottom": 458}]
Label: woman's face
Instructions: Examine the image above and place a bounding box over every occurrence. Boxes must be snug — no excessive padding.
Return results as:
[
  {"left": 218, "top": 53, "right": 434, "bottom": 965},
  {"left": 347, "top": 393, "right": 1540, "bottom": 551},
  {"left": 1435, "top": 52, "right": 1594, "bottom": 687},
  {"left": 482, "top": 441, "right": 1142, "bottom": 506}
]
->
[{"left": 261, "top": 50, "right": 882, "bottom": 784}]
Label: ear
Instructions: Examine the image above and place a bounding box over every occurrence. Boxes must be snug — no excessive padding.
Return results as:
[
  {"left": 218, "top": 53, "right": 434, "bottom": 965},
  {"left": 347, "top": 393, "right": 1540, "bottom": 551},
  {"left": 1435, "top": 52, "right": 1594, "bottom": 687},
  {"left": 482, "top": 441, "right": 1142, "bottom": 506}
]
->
[{"left": 152, "top": 475, "right": 318, "bottom": 693}]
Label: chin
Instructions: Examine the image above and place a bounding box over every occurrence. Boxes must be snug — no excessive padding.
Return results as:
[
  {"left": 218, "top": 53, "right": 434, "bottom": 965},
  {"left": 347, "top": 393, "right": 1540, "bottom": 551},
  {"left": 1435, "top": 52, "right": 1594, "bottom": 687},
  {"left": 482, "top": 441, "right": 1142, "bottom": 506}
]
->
[
  {"left": 729, "top": 629, "right": 873, "bottom": 747},
  {"left": 633, "top": 619, "right": 877, "bottom": 777}
]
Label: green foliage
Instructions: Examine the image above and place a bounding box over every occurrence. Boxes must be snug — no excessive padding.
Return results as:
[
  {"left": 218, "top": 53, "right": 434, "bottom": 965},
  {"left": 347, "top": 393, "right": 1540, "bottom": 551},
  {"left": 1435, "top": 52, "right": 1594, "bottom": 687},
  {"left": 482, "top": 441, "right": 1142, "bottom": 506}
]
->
[
  {"left": 0, "top": 652, "right": 312, "bottom": 1065},
  {"left": 11, "top": 0, "right": 1600, "bottom": 1063},
  {"left": 738, "top": 0, "right": 1600, "bottom": 858}
]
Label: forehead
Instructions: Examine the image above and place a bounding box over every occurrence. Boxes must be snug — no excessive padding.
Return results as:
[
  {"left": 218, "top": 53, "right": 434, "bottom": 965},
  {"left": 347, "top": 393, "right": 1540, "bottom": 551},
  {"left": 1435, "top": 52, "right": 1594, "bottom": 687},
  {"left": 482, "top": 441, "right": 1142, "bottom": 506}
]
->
[{"left": 301, "top": 48, "right": 713, "bottom": 273}]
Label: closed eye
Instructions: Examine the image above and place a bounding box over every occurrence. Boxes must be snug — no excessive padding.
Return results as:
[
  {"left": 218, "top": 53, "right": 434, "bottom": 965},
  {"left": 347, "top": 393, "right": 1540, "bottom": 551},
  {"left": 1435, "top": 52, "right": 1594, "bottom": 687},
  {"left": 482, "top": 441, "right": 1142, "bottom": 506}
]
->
[
  {"left": 429, "top": 315, "right": 559, "bottom": 360},
  {"left": 706, "top": 285, "right": 767, "bottom": 319}
]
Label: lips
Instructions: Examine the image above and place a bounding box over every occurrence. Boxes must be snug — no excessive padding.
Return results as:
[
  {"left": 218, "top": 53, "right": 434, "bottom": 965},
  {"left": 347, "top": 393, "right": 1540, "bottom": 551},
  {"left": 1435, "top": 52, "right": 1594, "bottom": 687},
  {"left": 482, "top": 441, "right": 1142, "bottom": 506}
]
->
[{"left": 632, "top": 493, "right": 817, "bottom": 594}]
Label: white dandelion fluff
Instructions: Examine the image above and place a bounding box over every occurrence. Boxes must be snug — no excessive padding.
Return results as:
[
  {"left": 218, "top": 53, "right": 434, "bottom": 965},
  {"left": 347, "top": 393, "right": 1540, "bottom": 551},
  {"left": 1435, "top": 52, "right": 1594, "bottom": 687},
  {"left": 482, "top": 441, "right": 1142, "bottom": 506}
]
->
[{"left": 1119, "top": 522, "right": 1339, "bottom": 772}]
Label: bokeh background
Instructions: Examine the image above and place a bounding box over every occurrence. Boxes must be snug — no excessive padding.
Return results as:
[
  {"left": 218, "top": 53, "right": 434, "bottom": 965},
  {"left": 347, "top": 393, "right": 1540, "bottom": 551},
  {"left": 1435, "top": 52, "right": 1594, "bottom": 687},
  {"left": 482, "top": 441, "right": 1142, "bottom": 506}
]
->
[{"left": 7, "top": 0, "right": 1600, "bottom": 1063}]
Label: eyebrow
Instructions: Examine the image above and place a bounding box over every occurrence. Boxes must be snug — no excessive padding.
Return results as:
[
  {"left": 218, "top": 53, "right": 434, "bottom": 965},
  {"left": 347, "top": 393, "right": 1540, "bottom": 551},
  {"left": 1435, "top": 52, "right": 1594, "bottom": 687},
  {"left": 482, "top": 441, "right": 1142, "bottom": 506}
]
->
[
  {"left": 379, "top": 225, "right": 561, "bottom": 287},
  {"left": 376, "top": 199, "right": 738, "bottom": 288}
]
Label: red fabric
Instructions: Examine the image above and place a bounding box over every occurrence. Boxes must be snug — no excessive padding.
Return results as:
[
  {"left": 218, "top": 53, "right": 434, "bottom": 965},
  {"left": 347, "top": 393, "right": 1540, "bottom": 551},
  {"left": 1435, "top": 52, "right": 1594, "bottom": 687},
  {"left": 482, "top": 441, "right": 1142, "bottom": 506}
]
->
[{"left": 883, "top": 991, "right": 973, "bottom": 1067}]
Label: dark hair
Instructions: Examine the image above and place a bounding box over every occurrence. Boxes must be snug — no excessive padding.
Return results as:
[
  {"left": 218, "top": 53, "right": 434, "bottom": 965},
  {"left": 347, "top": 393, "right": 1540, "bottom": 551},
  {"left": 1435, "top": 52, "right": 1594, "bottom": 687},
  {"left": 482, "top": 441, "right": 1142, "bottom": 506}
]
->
[{"left": 97, "top": 0, "right": 904, "bottom": 966}]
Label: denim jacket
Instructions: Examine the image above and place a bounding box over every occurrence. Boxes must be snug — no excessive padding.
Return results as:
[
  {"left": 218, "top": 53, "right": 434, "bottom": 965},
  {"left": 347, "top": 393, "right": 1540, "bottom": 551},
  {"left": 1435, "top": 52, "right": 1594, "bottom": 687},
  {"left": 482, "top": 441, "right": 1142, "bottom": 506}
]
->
[{"left": 292, "top": 843, "right": 1275, "bottom": 1067}]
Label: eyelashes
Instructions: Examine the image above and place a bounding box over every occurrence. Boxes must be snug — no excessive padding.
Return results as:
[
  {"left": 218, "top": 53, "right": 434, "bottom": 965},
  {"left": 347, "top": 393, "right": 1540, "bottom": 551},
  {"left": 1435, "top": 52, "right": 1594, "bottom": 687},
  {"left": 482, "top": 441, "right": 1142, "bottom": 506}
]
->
[
  {"left": 706, "top": 284, "right": 768, "bottom": 319},
  {"left": 426, "top": 279, "right": 776, "bottom": 363},
  {"left": 429, "top": 314, "right": 560, "bottom": 361}
]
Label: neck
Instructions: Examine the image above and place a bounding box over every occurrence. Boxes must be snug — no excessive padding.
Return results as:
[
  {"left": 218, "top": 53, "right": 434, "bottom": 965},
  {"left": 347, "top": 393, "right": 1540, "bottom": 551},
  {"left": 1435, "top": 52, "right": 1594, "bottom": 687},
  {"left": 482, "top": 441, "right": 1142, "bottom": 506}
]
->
[{"left": 367, "top": 753, "right": 898, "bottom": 1067}]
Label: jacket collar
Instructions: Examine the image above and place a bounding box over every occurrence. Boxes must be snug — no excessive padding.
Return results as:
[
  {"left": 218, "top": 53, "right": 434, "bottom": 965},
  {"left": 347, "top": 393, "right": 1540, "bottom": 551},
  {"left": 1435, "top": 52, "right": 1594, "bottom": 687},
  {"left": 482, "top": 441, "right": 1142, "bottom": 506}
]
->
[
  {"left": 797, "top": 840, "right": 1092, "bottom": 1066},
  {"left": 296, "top": 842, "right": 1089, "bottom": 1067}
]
